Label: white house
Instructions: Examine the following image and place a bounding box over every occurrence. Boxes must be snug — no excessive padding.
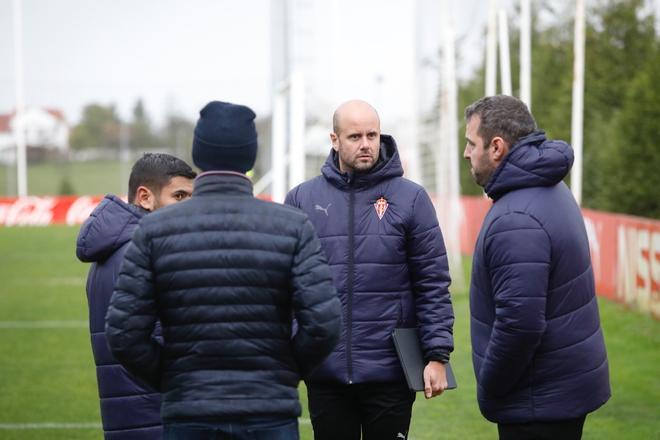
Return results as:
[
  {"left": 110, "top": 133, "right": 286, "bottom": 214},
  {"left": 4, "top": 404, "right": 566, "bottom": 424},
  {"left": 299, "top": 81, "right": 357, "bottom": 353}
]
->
[{"left": 0, "top": 108, "right": 69, "bottom": 164}]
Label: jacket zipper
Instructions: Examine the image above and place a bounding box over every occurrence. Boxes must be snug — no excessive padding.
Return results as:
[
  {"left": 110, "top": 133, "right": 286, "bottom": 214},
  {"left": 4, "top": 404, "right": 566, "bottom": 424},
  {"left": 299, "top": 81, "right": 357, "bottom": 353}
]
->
[{"left": 347, "top": 183, "right": 355, "bottom": 384}]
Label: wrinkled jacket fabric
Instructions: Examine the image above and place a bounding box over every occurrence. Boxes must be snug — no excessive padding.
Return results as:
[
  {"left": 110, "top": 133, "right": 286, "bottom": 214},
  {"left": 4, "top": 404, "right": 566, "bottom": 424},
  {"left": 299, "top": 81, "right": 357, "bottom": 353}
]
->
[
  {"left": 106, "top": 172, "right": 341, "bottom": 423},
  {"left": 285, "top": 135, "right": 454, "bottom": 384},
  {"left": 470, "top": 131, "right": 611, "bottom": 423},
  {"left": 76, "top": 194, "right": 162, "bottom": 439}
]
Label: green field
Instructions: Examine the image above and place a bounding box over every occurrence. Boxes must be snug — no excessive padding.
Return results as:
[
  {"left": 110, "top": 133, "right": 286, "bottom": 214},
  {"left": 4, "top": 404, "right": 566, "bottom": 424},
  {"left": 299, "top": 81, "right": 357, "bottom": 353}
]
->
[
  {"left": 0, "top": 226, "right": 658, "bottom": 439},
  {"left": 0, "top": 160, "right": 128, "bottom": 197}
]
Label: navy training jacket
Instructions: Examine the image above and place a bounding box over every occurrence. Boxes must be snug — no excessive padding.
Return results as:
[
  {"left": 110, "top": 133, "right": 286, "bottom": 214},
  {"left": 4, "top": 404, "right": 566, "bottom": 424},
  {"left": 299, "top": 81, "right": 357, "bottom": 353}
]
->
[
  {"left": 76, "top": 194, "right": 162, "bottom": 439},
  {"left": 470, "top": 131, "right": 611, "bottom": 423},
  {"left": 105, "top": 172, "right": 341, "bottom": 422},
  {"left": 286, "top": 135, "right": 454, "bottom": 384}
]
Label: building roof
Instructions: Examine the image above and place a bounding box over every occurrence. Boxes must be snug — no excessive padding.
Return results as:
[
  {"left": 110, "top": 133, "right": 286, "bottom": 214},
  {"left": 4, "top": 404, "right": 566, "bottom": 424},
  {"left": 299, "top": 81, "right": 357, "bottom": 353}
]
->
[
  {"left": 0, "top": 108, "right": 68, "bottom": 133},
  {"left": 0, "top": 114, "right": 11, "bottom": 133},
  {"left": 45, "top": 108, "right": 66, "bottom": 122}
]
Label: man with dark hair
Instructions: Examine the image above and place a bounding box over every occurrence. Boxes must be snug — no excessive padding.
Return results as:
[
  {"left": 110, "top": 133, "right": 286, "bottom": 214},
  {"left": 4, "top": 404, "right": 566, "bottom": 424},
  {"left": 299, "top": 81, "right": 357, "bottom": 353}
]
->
[
  {"left": 126, "top": 153, "right": 196, "bottom": 207},
  {"left": 76, "top": 152, "right": 196, "bottom": 439},
  {"left": 464, "top": 95, "right": 610, "bottom": 440},
  {"left": 286, "top": 100, "right": 454, "bottom": 440},
  {"left": 106, "top": 101, "right": 341, "bottom": 440}
]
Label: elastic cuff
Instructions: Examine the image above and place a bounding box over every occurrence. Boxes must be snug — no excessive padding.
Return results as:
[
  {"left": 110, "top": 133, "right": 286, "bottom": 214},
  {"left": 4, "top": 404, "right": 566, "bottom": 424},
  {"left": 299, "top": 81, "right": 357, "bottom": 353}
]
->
[{"left": 424, "top": 349, "right": 450, "bottom": 364}]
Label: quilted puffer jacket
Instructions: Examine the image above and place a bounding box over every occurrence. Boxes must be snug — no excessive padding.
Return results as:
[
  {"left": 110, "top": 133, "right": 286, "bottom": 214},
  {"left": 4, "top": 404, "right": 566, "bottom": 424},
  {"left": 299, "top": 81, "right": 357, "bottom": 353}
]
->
[
  {"left": 285, "top": 135, "right": 454, "bottom": 384},
  {"left": 106, "top": 172, "right": 341, "bottom": 423},
  {"left": 470, "top": 131, "right": 611, "bottom": 423},
  {"left": 76, "top": 194, "right": 162, "bottom": 439}
]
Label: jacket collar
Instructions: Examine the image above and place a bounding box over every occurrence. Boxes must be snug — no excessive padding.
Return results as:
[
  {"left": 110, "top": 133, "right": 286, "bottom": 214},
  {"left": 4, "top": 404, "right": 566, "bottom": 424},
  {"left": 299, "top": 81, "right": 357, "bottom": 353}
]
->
[
  {"left": 485, "top": 131, "right": 574, "bottom": 201},
  {"left": 193, "top": 171, "right": 253, "bottom": 197},
  {"left": 321, "top": 134, "right": 404, "bottom": 190}
]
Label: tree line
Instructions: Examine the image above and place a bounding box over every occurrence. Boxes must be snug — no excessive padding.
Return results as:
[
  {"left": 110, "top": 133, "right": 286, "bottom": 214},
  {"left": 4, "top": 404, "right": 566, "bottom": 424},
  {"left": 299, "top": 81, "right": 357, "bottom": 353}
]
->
[
  {"left": 70, "top": 99, "right": 194, "bottom": 161},
  {"left": 458, "top": 0, "right": 659, "bottom": 219}
]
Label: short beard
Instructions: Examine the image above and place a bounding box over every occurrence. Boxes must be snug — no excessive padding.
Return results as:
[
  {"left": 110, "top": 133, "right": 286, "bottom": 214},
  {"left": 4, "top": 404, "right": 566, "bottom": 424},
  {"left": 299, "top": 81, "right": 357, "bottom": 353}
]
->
[
  {"left": 472, "top": 167, "right": 495, "bottom": 188},
  {"left": 352, "top": 159, "right": 376, "bottom": 173}
]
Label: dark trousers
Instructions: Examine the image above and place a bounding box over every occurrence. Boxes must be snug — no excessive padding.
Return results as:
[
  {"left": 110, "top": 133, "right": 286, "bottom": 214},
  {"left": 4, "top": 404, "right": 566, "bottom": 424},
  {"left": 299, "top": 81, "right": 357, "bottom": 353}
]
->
[
  {"left": 498, "top": 415, "right": 586, "bottom": 440},
  {"left": 163, "top": 418, "right": 298, "bottom": 440},
  {"left": 306, "top": 381, "right": 416, "bottom": 440}
]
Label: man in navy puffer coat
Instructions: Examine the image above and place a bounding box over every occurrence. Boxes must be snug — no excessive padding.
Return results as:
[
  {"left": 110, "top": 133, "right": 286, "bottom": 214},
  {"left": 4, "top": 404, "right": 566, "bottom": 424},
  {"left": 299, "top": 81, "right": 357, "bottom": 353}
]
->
[
  {"left": 286, "top": 100, "right": 454, "bottom": 440},
  {"left": 76, "top": 153, "right": 196, "bottom": 439},
  {"left": 106, "top": 101, "right": 341, "bottom": 440},
  {"left": 464, "top": 95, "right": 610, "bottom": 439}
]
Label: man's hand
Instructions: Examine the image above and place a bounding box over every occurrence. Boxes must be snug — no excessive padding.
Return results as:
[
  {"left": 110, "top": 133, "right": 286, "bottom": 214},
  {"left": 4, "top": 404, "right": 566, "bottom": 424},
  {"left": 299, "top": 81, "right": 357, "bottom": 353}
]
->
[{"left": 423, "top": 361, "right": 448, "bottom": 399}]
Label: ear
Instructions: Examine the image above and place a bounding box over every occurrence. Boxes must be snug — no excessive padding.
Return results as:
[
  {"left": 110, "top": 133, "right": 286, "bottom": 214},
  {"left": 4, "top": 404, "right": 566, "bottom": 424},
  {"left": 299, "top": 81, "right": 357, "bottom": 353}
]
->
[
  {"left": 330, "top": 132, "right": 339, "bottom": 151},
  {"left": 135, "top": 185, "right": 156, "bottom": 211},
  {"left": 489, "top": 136, "right": 510, "bottom": 163}
]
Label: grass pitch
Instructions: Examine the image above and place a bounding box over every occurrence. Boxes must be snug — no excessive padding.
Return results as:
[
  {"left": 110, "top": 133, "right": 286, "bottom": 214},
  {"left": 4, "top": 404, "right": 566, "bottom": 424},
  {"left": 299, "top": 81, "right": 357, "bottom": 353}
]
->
[
  {"left": 0, "top": 226, "right": 657, "bottom": 439},
  {"left": 0, "top": 160, "right": 127, "bottom": 197}
]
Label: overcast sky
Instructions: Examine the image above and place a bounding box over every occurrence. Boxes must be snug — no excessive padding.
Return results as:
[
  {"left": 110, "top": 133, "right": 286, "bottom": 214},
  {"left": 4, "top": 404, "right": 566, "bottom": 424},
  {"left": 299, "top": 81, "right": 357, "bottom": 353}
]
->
[
  {"left": 0, "top": 0, "right": 658, "bottom": 128},
  {"left": 0, "top": 0, "right": 490, "bottom": 127}
]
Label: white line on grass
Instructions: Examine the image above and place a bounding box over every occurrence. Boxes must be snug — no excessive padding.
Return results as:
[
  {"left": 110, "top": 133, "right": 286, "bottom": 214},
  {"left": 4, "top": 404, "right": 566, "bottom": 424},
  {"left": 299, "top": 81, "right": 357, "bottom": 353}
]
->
[
  {"left": 0, "top": 418, "right": 312, "bottom": 429},
  {"left": 0, "top": 320, "right": 87, "bottom": 329},
  {"left": 0, "top": 423, "right": 100, "bottom": 429}
]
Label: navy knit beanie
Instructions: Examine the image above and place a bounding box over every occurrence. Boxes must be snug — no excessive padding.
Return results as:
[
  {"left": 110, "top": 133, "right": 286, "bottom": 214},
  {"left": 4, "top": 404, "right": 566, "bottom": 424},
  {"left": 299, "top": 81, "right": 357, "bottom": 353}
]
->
[{"left": 192, "top": 101, "right": 258, "bottom": 173}]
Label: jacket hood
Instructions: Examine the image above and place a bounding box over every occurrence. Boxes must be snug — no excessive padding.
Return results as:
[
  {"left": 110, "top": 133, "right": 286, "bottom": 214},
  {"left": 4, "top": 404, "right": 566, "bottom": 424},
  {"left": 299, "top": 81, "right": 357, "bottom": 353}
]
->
[
  {"left": 321, "top": 134, "right": 404, "bottom": 190},
  {"left": 485, "top": 131, "right": 574, "bottom": 200},
  {"left": 76, "top": 194, "right": 146, "bottom": 263}
]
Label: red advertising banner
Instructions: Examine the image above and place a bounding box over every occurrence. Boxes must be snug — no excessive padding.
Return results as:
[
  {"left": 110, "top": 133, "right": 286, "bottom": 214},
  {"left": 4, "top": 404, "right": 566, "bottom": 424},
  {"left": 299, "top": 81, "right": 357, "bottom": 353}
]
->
[
  {"left": 0, "top": 196, "right": 103, "bottom": 227},
  {"left": 1, "top": 195, "right": 658, "bottom": 317},
  {"left": 582, "top": 208, "right": 660, "bottom": 318}
]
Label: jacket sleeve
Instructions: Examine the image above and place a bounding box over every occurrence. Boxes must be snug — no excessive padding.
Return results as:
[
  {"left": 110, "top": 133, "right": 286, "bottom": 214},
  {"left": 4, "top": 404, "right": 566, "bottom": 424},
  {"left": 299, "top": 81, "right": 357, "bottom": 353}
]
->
[
  {"left": 478, "top": 212, "right": 550, "bottom": 397},
  {"left": 407, "top": 189, "right": 454, "bottom": 362},
  {"left": 105, "top": 224, "right": 162, "bottom": 390},
  {"left": 290, "top": 217, "right": 341, "bottom": 377}
]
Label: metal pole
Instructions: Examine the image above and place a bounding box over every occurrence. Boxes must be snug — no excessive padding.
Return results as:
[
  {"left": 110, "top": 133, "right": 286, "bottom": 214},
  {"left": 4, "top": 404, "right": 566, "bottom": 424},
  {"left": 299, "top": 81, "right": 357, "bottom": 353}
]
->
[
  {"left": 520, "top": 0, "right": 532, "bottom": 109},
  {"left": 269, "top": 0, "right": 289, "bottom": 202},
  {"left": 570, "top": 0, "right": 585, "bottom": 205},
  {"left": 288, "top": 70, "right": 305, "bottom": 190},
  {"left": 271, "top": 88, "right": 287, "bottom": 203},
  {"left": 498, "top": 8, "right": 512, "bottom": 96},
  {"left": 441, "top": 0, "right": 464, "bottom": 287},
  {"left": 485, "top": 0, "right": 498, "bottom": 96},
  {"left": 405, "top": 0, "right": 423, "bottom": 184},
  {"left": 12, "top": 0, "right": 27, "bottom": 197},
  {"left": 119, "top": 121, "right": 130, "bottom": 197}
]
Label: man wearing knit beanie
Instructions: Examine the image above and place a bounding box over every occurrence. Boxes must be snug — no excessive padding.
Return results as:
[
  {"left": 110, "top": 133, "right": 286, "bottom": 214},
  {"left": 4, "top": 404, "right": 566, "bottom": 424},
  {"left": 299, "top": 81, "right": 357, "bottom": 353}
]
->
[
  {"left": 192, "top": 101, "right": 258, "bottom": 173},
  {"left": 107, "top": 101, "right": 341, "bottom": 439}
]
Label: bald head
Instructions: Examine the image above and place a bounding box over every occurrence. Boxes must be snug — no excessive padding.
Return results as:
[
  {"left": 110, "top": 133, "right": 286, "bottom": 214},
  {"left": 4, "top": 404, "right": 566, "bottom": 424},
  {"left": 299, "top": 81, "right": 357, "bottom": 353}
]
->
[
  {"left": 330, "top": 100, "right": 382, "bottom": 173},
  {"left": 332, "top": 100, "right": 380, "bottom": 135}
]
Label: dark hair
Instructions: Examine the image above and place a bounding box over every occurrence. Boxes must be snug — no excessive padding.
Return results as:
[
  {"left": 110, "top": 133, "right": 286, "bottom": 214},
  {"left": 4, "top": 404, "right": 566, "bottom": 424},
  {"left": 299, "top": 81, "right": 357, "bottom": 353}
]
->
[
  {"left": 464, "top": 95, "right": 537, "bottom": 148},
  {"left": 127, "top": 153, "right": 197, "bottom": 203}
]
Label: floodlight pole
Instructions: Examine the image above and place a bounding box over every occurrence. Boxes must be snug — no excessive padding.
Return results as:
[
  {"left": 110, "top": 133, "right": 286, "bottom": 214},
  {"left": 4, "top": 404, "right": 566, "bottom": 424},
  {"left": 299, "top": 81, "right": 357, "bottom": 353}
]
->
[
  {"left": 498, "top": 8, "right": 512, "bottom": 95},
  {"left": 437, "top": 1, "right": 463, "bottom": 287},
  {"left": 485, "top": 0, "right": 498, "bottom": 96},
  {"left": 119, "top": 121, "right": 130, "bottom": 197},
  {"left": 288, "top": 70, "right": 306, "bottom": 189},
  {"left": 13, "top": 0, "right": 27, "bottom": 197},
  {"left": 407, "top": 0, "right": 422, "bottom": 184},
  {"left": 520, "top": 0, "right": 532, "bottom": 109},
  {"left": 271, "top": 87, "right": 287, "bottom": 203},
  {"left": 570, "top": 0, "right": 585, "bottom": 205}
]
